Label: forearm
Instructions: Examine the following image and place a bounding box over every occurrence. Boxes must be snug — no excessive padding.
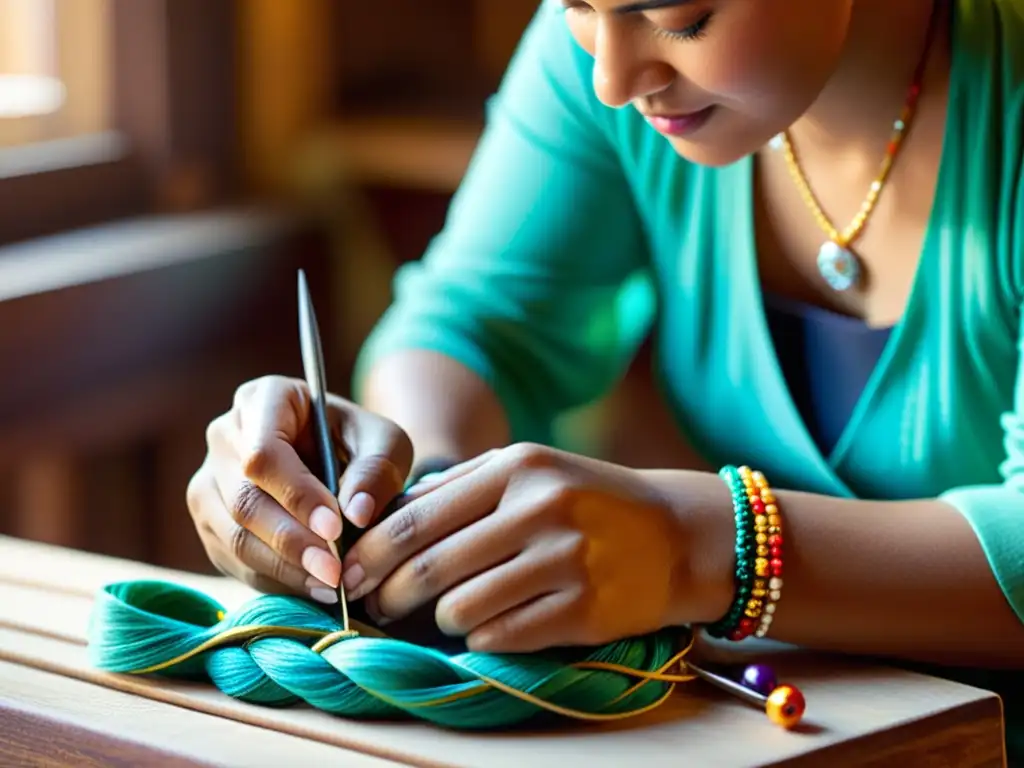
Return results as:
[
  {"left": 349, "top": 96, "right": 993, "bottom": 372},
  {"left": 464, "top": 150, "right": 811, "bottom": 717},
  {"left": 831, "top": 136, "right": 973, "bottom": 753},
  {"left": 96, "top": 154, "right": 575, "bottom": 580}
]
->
[
  {"left": 651, "top": 470, "right": 1024, "bottom": 667},
  {"left": 359, "top": 349, "right": 511, "bottom": 469}
]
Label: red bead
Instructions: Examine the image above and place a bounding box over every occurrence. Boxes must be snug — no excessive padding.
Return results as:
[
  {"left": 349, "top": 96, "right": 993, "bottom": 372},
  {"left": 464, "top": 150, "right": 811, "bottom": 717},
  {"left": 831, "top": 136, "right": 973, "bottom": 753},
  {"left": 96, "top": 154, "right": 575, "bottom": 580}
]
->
[
  {"left": 771, "top": 565, "right": 783, "bottom": 578},
  {"left": 770, "top": 558, "right": 783, "bottom": 570},
  {"left": 768, "top": 534, "right": 783, "bottom": 547},
  {"left": 765, "top": 685, "right": 806, "bottom": 728},
  {"left": 886, "top": 140, "right": 899, "bottom": 156},
  {"left": 739, "top": 617, "right": 757, "bottom": 632},
  {"left": 729, "top": 628, "right": 747, "bottom": 642},
  {"left": 751, "top": 498, "right": 766, "bottom": 514},
  {"left": 769, "top": 545, "right": 783, "bottom": 558}
]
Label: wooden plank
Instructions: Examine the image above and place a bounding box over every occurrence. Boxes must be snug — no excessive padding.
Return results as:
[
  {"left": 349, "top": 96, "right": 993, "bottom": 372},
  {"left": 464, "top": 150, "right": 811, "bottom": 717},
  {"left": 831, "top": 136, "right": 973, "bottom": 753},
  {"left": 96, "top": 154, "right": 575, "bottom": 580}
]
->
[
  {"left": 0, "top": 661, "right": 400, "bottom": 767},
  {"left": 0, "top": 535, "right": 1006, "bottom": 768}
]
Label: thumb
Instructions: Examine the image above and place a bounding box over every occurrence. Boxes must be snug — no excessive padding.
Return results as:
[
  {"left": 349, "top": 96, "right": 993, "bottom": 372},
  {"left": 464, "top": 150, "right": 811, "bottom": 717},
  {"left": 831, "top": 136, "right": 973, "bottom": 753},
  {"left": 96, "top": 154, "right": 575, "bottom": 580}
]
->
[{"left": 335, "top": 411, "right": 413, "bottom": 529}]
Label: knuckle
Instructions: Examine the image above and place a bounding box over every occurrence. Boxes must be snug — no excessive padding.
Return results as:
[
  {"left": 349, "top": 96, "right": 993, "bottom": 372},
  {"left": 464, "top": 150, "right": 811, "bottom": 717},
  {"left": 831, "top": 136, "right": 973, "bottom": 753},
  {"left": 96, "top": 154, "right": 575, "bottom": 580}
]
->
[
  {"left": 229, "top": 481, "right": 265, "bottom": 529},
  {"left": 385, "top": 505, "right": 420, "bottom": 546},
  {"left": 502, "top": 442, "right": 554, "bottom": 470},
  {"left": 560, "top": 532, "right": 590, "bottom": 574},
  {"left": 353, "top": 453, "right": 406, "bottom": 492},
  {"left": 269, "top": 551, "right": 293, "bottom": 587},
  {"left": 227, "top": 522, "right": 252, "bottom": 562},
  {"left": 240, "top": 442, "right": 274, "bottom": 481},
  {"left": 204, "top": 412, "right": 231, "bottom": 449},
  {"left": 266, "top": 519, "right": 296, "bottom": 562},
  {"left": 436, "top": 593, "right": 473, "bottom": 634},
  {"left": 185, "top": 469, "right": 206, "bottom": 517},
  {"left": 409, "top": 552, "right": 437, "bottom": 592}
]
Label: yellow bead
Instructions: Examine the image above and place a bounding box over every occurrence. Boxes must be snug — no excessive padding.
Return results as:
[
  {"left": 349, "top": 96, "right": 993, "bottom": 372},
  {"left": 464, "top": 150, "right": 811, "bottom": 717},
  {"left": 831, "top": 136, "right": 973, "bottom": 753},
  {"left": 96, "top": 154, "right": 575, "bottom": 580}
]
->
[
  {"left": 755, "top": 560, "right": 769, "bottom": 578},
  {"left": 765, "top": 685, "right": 805, "bottom": 729},
  {"left": 752, "top": 471, "right": 766, "bottom": 484},
  {"left": 769, "top": 526, "right": 781, "bottom": 536},
  {"left": 755, "top": 515, "right": 768, "bottom": 527},
  {"left": 765, "top": 504, "right": 778, "bottom": 515},
  {"left": 751, "top": 588, "right": 767, "bottom": 598},
  {"left": 756, "top": 533, "right": 768, "bottom": 545},
  {"left": 768, "top": 514, "right": 782, "bottom": 527},
  {"left": 746, "top": 598, "right": 762, "bottom": 611},
  {"left": 757, "top": 545, "right": 769, "bottom": 557},
  {"left": 763, "top": 491, "right": 776, "bottom": 503}
]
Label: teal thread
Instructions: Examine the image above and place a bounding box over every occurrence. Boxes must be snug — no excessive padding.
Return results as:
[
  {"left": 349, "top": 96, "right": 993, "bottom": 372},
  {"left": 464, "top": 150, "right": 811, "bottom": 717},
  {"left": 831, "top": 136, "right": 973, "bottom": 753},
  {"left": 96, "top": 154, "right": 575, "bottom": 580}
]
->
[{"left": 87, "top": 580, "right": 692, "bottom": 729}]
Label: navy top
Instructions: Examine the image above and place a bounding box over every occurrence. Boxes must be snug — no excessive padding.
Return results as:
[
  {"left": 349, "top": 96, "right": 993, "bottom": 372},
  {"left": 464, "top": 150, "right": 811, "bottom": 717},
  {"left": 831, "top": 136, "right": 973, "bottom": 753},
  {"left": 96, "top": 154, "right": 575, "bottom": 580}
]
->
[{"left": 764, "top": 293, "right": 893, "bottom": 456}]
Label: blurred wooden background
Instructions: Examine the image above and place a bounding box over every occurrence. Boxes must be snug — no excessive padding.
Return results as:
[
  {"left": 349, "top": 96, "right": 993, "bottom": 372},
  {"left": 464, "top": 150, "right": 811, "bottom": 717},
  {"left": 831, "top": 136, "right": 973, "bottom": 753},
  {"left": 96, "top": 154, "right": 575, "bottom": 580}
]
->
[{"left": 0, "top": 0, "right": 703, "bottom": 575}]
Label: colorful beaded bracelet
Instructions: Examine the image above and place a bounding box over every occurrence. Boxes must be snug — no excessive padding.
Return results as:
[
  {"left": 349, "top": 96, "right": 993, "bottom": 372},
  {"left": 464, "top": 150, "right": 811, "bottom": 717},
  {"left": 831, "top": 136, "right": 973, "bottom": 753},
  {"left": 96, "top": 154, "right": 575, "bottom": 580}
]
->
[
  {"left": 704, "top": 465, "right": 785, "bottom": 641},
  {"left": 704, "top": 465, "right": 758, "bottom": 639}
]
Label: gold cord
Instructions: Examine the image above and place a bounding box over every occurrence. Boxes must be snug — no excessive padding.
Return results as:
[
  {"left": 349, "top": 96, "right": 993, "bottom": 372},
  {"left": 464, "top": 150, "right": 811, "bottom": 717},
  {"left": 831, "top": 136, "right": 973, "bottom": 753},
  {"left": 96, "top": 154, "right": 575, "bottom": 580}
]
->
[{"left": 124, "top": 621, "right": 697, "bottom": 722}]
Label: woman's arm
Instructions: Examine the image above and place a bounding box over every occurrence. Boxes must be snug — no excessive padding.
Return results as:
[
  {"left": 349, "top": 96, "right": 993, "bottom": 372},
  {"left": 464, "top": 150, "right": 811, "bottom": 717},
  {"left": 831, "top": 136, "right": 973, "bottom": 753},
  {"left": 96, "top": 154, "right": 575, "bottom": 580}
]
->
[
  {"left": 648, "top": 469, "right": 1024, "bottom": 668},
  {"left": 360, "top": 350, "right": 510, "bottom": 467},
  {"left": 351, "top": 2, "right": 653, "bottom": 466}
]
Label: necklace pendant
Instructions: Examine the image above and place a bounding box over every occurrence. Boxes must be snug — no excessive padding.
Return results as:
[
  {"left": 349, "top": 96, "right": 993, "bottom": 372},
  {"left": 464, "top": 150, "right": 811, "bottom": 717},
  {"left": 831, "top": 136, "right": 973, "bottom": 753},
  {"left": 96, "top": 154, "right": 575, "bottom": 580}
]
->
[{"left": 817, "top": 241, "right": 860, "bottom": 292}]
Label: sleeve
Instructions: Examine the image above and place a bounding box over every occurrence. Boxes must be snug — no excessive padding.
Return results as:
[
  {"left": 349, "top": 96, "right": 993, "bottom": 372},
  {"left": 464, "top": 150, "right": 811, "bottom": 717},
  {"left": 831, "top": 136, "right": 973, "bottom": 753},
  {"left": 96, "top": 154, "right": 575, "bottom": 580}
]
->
[
  {"left": 351, "top": 0, "right": 654, "bottom": 444},
  {"left": 939, "top": 160, "right": 1024, "bottom": 626}
]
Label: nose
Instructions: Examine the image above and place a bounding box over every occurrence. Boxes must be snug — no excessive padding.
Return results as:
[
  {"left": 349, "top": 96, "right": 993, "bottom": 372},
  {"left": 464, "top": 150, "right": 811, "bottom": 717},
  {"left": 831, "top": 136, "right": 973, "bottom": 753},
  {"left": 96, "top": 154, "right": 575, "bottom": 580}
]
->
[{"left": 591, "top": 20, "right": 674, "bottom": 108}]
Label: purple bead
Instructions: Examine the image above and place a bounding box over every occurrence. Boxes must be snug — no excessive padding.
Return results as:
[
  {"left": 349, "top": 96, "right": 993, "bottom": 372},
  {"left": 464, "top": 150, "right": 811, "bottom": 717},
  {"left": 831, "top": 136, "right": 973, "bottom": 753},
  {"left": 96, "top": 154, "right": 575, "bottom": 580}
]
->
[{"left": 741, "top": 664, "right": 777, "bottom": 696}]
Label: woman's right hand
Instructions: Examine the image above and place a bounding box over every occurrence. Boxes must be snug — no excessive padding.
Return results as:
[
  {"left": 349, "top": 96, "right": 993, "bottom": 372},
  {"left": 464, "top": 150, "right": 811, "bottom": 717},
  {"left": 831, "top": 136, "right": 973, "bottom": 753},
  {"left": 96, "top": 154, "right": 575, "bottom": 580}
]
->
[{"left": 186, "top": 375, "right": 414, "bottom": 604}]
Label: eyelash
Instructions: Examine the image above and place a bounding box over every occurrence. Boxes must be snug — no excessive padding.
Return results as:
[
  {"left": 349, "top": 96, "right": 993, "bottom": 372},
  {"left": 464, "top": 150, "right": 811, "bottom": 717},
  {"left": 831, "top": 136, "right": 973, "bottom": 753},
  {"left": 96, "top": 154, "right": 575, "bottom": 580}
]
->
[
  {"left": 657, "top": 12, "right": 713, "bottom": 42},
  {"left": 560, "top": 4, "right": 715, "bottom": 44}
]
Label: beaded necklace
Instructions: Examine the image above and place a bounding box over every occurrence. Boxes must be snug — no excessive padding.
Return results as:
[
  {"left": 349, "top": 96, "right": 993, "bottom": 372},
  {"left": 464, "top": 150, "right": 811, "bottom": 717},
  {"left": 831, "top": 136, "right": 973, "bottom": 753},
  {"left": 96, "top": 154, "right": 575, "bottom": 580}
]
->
[{"left": 768, "top": 1, "right": 941, "bottom": 293}]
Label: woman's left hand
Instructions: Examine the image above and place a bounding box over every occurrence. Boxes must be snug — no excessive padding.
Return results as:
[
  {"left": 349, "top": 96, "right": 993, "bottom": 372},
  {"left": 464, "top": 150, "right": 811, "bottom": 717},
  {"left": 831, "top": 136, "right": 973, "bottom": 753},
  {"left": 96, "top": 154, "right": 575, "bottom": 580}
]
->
[{"left": 341, "top": 443, "right": 732, "bottom": 653}]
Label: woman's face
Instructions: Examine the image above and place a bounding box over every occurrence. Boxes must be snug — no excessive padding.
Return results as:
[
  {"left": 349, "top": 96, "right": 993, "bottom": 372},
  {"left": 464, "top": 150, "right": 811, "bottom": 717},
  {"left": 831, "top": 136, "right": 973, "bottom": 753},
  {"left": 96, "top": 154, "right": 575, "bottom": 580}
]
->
[{"left": 563, "top": 0, "right": 854, "bottom": 166}]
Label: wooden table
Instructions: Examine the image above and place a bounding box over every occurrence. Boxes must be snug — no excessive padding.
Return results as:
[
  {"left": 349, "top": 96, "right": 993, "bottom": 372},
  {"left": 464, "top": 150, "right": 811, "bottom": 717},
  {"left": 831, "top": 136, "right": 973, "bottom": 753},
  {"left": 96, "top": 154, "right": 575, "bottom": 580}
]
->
[{"left": 0, "top": 535, "right": 1006, "bottom": 767}]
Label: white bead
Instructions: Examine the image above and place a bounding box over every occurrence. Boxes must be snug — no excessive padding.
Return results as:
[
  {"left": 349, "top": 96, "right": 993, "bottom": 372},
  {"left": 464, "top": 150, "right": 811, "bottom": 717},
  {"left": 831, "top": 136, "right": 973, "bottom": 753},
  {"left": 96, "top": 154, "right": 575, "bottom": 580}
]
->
[
  {"left": 769, "top": 133, "right": 784, "bottom": 150},
  {"left": 765, "top": 602, "right": 776, "bottom": 614},
  {"left": 761, "top": 614, "right": 773, "bottom": 626},
  {"left": 769, "top": 577, "right": 783, "bottom": 590},
  {"left": 755, "top": 627, "right": 768, "bottom": 638},
  {"left": 769, "top": 590, "right": 782, "bottom": 601}
]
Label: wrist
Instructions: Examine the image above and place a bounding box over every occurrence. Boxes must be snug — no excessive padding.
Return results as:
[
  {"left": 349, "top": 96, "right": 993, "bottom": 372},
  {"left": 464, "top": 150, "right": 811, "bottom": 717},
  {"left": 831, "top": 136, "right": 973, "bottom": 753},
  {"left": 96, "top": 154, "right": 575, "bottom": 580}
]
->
[{"left": 642, "top": 469, "right": 737, "bottom": 626}]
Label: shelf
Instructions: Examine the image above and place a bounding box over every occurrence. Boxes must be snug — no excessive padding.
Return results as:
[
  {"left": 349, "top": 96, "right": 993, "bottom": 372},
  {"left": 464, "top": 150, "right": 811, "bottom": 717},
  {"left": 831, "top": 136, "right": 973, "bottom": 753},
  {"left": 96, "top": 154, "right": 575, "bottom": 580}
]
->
[{"left": 307, "top": 115, "right": 484, "bottom": 193}]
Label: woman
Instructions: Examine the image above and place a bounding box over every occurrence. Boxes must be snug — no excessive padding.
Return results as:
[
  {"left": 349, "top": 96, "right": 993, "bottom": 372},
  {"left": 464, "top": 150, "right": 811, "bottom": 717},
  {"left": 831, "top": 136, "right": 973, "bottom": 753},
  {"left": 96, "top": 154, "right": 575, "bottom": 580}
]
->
[{"left": 186, "top": 0, "right": 1024, "bottom": 759}]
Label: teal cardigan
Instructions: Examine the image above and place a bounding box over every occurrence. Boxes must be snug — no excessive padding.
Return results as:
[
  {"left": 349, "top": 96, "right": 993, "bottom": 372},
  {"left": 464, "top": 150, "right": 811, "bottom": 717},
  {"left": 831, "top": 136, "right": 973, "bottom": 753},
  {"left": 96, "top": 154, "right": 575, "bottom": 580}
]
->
[{"left": 355, "top": 0, "right": 1024, "bottom": 757}]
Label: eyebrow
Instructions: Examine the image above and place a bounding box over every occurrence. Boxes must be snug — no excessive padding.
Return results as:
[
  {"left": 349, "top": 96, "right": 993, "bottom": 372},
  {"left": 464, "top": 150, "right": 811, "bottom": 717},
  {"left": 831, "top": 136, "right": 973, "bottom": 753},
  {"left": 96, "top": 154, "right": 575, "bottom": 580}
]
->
[{"left": 612, "top": 0, "right": 695, "bottom": 13}]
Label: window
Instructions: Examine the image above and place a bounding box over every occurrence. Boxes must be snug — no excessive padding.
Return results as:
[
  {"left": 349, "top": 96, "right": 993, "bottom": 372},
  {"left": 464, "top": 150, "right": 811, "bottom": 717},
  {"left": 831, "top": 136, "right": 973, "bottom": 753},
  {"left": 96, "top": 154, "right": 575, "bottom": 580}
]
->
[
  {"left": 0, "top": 0, "right": 111, "bottom": 149},
  {"left": 0, "top": 0, "right": 238, "bottom": 247}
]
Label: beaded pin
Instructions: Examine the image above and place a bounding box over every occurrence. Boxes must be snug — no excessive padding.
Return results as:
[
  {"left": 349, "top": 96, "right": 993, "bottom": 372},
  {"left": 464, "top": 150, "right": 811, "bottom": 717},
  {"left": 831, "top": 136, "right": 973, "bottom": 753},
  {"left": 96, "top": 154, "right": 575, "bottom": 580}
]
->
[{"left": 686, "top": 660, "right": 806, "bottom": 729}]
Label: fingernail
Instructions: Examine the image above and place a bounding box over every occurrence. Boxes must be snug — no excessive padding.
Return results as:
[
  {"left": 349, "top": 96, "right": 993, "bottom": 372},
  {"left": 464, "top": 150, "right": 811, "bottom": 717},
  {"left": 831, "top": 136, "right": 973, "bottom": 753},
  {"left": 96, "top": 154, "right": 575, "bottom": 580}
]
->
[
  {"left": 302, "top": 547, "right": 341, "bottom": 588},
  {"left": 310, "top": 587, "right": 339, "bottom": 605},
  {"left": 342, "top": 563, "right": 365, "bottom": 594},
  {"left": 345, "top": 492, "right": 375, "bottom": 527},
  {"left": 309, "top": 505, "right": 341, "bottom": 541}
]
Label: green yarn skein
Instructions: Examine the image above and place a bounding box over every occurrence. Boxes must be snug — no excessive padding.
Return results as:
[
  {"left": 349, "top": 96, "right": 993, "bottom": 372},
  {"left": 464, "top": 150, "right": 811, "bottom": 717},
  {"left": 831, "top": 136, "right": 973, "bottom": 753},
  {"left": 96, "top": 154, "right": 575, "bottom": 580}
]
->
[{"left": 87, "top": 580, "right": 688, "bottom": 729}]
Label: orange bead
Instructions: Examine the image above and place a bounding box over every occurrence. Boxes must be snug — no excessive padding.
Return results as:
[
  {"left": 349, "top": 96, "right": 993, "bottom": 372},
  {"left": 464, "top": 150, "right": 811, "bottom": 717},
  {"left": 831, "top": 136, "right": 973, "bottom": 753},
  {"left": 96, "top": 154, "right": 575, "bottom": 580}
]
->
[{"left": 765, "top": 685, "right": 805, "bottom": 729}]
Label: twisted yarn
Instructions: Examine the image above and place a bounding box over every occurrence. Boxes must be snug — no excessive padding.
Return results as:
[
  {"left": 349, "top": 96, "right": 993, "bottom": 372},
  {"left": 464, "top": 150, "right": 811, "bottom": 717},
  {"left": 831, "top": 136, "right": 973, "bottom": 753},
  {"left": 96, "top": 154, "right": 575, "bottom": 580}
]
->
[{"left": 87, "top": 580, "right": 696, "bottom": 729}]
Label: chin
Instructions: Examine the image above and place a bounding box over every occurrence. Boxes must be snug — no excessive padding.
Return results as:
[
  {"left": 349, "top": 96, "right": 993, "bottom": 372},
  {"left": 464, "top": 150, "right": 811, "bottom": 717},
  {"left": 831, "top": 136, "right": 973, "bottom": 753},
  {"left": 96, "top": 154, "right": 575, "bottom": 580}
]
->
[{"left": 666, "top": 137, "right": 758, "bottom": 168}]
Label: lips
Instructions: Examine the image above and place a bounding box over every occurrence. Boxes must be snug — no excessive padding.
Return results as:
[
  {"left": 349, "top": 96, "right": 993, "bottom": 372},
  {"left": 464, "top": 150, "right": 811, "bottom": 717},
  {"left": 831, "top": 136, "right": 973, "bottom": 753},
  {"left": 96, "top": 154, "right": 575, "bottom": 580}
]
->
[{"left": 643, "top": 106, "right": 716, "bottom": 137}]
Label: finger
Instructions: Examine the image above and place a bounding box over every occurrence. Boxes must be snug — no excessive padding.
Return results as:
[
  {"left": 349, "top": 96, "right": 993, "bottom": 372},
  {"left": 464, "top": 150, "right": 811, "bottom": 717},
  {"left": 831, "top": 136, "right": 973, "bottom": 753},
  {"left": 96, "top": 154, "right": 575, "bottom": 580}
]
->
[
  {"left": 336, "top": 410, "right": 414, "bottom": 528},
  {"left": 214, "top": 455, "right": 342, "bottom": 589},
  {"left": 205, "top": 541, "right": 339, "bottom": 605},
  {"left": 233, "top": 377, "right": 345, "bottom": 543},
  {"left": 371, "top": 508, "right": 523, "bottom": 624},
  {"left": 343, "top": 453, "right": 510, "bottom": 601},
  {"left": 191, "top": 468, "right": 338, "bottom": 602},
  {"left": 433, "top": 538, "right": 576, "bottom": 637},
  {"left": 402, "top": 450, "right": 500, "bottom": 500},
  {"left": 467, "top": 589, "right": 583, "bottom": 654}
]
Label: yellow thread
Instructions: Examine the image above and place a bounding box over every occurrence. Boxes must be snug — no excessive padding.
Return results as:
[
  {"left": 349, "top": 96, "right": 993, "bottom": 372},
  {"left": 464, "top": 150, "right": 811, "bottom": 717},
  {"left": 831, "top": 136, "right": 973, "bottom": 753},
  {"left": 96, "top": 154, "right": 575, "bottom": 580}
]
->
[{"left": 126, "top": 621, "right": 696, "bottom": 722}]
